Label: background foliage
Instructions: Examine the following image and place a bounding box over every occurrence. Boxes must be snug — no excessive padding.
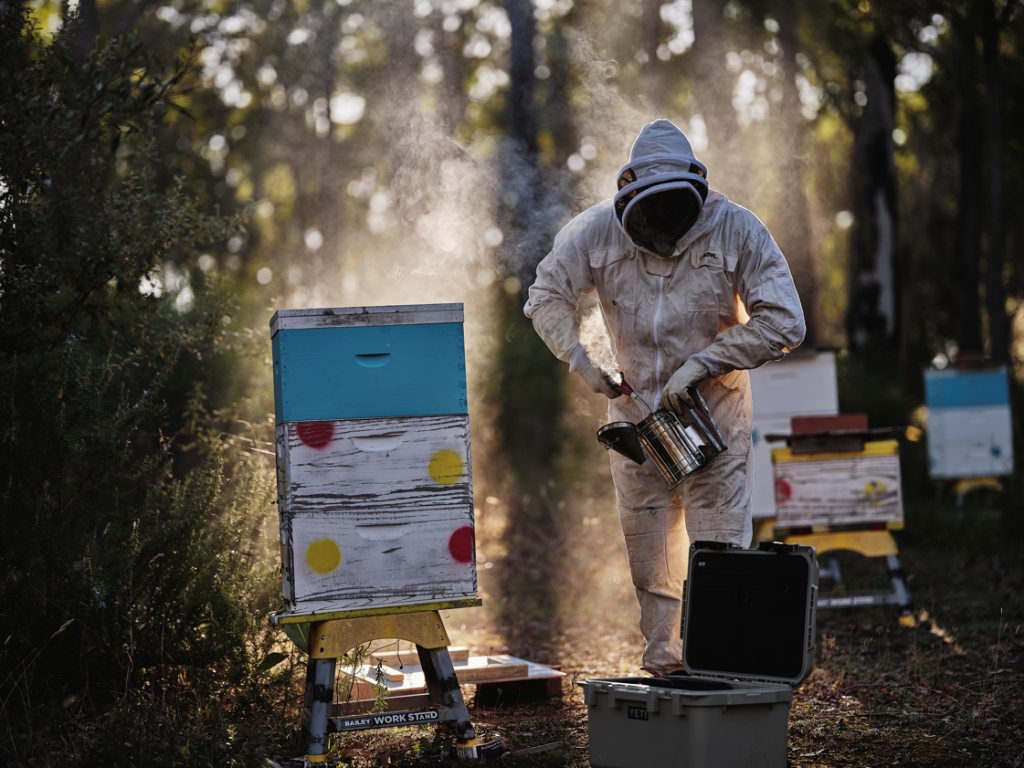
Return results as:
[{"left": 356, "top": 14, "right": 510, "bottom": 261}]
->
[{"left": 0, "top": 0, "right": 278, "bottom": 723}]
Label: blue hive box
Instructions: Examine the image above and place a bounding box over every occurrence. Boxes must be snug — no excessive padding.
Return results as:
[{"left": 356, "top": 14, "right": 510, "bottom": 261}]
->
[{"left": 924, "top": 367, "right": 1013, "bottom": 479}]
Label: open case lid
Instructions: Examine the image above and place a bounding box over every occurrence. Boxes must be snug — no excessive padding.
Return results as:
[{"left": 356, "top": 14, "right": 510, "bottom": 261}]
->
[{"left": 682, "top": 540, "right": 818, "bottom": 687}]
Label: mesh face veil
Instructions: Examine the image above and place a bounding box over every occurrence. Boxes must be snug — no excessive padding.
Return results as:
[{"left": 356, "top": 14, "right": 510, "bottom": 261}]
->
[{"left": 613, "top": 153, "right": 709, "bottom": 257}]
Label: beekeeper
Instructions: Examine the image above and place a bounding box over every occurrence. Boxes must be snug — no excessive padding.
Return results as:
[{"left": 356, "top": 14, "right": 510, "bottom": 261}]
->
[{"left": 524, "top": 119, "right": 806, "bottom": 675}]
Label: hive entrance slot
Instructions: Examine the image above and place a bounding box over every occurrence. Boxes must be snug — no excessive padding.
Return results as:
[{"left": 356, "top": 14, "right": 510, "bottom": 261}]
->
[
  {"left": 352, "top": 434, "right": 405, "bottom": 452},
  {"left": 356, "top": 524, "right": 410, "bottom": 541},
  {"left": 355, "top": 353, "right": 391, "bottom": 368}
]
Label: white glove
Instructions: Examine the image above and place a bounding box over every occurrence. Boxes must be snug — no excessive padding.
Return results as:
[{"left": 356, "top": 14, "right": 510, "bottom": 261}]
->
[
  {"left": 579, "top": 362, "right": 622, "bottom": 399},
  {"left": 569, "top": 344, "right": 622, "bottom": 399},
  {"left": 663, "top": 358, "right": 709, "bottom": 414}
]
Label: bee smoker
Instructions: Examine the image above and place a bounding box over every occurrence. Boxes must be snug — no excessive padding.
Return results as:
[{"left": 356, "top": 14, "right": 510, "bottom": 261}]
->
[{"left": 597, "top": 378, "right": 727, "bottom": 489}]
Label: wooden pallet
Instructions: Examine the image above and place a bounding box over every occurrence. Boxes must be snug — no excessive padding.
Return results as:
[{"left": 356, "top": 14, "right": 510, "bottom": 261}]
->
[{"left": 343, "top": 653, "right": 564, "bottom": 699}]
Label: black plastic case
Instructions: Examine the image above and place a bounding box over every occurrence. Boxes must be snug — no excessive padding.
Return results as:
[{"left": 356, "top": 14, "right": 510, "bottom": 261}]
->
[{"left": 682, "top": 540, "right": 819, "bottom": 686}]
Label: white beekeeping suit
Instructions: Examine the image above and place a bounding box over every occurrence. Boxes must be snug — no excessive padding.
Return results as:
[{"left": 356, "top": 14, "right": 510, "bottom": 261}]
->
[{"left": 524, "top": 119, "right": 805, "bottom": 674}]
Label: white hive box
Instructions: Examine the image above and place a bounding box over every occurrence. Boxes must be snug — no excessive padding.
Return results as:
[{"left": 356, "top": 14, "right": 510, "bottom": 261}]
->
[
  {"left": 771, "top": 440, "right": 903, "bottom": 529},
  {"left": 924, "top": 367, "right": 1014, "bottom": 479},
  {"left": 749, "top": 350, "right": 839, "bottom": 519},
  {"left": 270, "top": 304, "right": 477, "bottom": 619}
]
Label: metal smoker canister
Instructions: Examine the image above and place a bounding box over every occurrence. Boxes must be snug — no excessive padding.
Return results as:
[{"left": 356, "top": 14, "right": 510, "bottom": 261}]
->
[
  {"left": 636, "top": 409, "right": 711, "bottom": 488},
  {"left": 597, "top": 380, "right": 727, "bottom": 489}
]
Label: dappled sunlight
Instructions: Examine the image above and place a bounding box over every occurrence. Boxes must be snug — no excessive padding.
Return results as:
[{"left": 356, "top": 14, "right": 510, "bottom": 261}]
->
[{"left": 918, "top": 609, "right": 968, "bottom": 656}]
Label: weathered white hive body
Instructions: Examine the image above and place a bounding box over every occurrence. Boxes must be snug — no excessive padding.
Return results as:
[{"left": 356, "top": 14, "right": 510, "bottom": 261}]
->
[
  {"left": 270, "top": 304, "right": 477, "bottom": 617},
  {"left": 749, "top": 350, "right": 839, "bottom": 519},
  {"left": 771, "top": 440, "right": 904, "bottom": 529}
]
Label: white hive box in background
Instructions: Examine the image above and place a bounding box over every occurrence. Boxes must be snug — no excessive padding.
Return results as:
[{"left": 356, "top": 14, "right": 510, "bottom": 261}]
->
[
  {"left": 749, "top": 350, "right": 839, "bottom": 519},
  {"left": 771, "top": 440, "right": 903, "bottom": 529},
  {"left": 924, "top": 367, "right": 1014, "bottom": 479},
  {"left": 270, "top": 304, "right": 477, "bottom": 618}
]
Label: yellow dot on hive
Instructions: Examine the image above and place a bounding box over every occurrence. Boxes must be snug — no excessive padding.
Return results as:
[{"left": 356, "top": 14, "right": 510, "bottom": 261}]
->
[
  {"left": 863, "top": 481, "right": 888, "bottom": 506},
  {"left": 306, "top": 539, "right": 341, "bottom": 574},
  {"left": 429, "top": 450, "right": 464, "bottom": 486}
]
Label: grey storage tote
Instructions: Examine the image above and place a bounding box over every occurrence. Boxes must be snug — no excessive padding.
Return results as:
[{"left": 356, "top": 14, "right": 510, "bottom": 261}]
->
[{"left": 581, "top": 541, "right": 818, "bottom": 768}]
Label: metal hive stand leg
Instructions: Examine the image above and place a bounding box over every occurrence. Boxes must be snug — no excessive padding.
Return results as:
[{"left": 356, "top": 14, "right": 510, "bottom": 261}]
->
[
  {"left": 304, "top": 657, "right": 337, "bottom": 764},
  {"left": 301, "top": 610, "right": 480, "bottom": 765},
  {"left": 885, "top": 553, "right": 915, "bottom": 626},
  {"left": 783, "top": 529, "right": 915, "bottom": 625},
  {"left": 417, "top": 644, "right": 478, "bottom": 755}
]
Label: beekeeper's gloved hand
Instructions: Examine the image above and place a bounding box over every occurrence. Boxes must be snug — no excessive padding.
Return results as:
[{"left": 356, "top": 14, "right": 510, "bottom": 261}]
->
[
  {"left": 569, "top": 344, "right": 622, "bottom": 399},
  {"left": 663, "top": 358, "right": 709, "bottom": 413}
]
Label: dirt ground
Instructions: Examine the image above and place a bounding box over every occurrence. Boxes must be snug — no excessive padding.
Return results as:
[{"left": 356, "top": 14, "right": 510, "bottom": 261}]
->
[
  {"left": 7, "top": 539, "right": 1021, "bottom": 767},
  {"left": 286, "top": 544, "right": 1022, "bottom": 768}
]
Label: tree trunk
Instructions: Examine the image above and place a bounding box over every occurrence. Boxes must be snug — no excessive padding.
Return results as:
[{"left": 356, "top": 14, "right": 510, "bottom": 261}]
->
[
  {"left": 70, "top": 0, "right": 101, "bottom": 64},
  {"left": 846, "top": 37, "right": 900, "bottom": 360},
  {"left": 433, "top": 7, "right": 469, "bottom": 132},
  {"left": 642, "top": 0, "right": 664, "bottom": 109},
  {"left": 688, "top": 0, "right": 750, "bottom": 200},
  {"left": 949, "top": 8, "right": 983, "bottom": 355},
  {"left": 496, "top": 0, "right": 565, "bottom": 652},
  {"left": 773, "top": 0, "right": 818, "bottom": 346},
  {"left": 981, "top": 0, "right": 1007, "bottom": 364},
  {"left": 311, "top": 0, "right": 343, "bottom": 255},
  {"left": 506, "top": 0, "right": 538, "bottom": 159},
  {"left": 546, "top": 19, "right": 578, "bottom": 165}
]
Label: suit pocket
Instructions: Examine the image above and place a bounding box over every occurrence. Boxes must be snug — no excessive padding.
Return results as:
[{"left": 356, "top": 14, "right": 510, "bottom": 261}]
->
[
  {"left": 593, "top": 250, "right": 638, "bottom": 316},
  {"left": 618, "top": 506, "right": 686, "bottom": 589},
  {"left": 686, "top": 248, "right": 737, "bottom": 311}
]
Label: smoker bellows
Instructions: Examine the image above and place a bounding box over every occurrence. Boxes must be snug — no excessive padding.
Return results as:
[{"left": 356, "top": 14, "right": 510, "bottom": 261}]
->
[{"left": 270, "top": 304, "right": 477, "bottom": 617}]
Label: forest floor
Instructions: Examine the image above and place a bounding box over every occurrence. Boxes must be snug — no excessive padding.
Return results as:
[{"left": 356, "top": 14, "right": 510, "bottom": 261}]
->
[
  {"left": 302, "top": 545, "right": 1024, "bottom": 768},
  {"left": 14, "top": 541, "right": 1021, "bottom": 768}
]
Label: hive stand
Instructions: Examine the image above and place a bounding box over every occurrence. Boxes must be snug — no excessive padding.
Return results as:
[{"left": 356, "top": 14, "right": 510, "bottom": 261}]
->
[
  {"left": 292, "top": 608, "right": 483, "bottom": 765},
  {"left": 781, "top": 528, "right": 914, "bottom": 626},
  {"left": 768, "top": 415, "right": 914, "bottom": 627}
]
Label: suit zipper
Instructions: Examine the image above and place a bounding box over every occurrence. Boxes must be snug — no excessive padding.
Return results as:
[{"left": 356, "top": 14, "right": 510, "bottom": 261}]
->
[{"left": 653, "top": 275, "right": 665, "bottom": 408}]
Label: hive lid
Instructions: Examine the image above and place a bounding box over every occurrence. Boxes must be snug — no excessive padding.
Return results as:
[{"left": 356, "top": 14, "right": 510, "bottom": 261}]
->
[
  {"left": 681, "top": 540, "right": 818, "bottom": 688},
  {"left": 270, "top": 303, "right": 464, "bottom": 336}
]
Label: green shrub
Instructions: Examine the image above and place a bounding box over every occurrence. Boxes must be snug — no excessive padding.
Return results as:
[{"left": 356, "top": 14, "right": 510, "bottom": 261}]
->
[{"left": 0, "top": 0, "right": 276, "bottom": 720}]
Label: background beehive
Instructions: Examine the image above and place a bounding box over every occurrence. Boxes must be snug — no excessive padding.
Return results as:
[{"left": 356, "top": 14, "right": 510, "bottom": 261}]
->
[
  {"left": 271, "top": 304, "right": 477, "bottom": 616},
  {"left": 771, "top": 440, "right": 903, "bottom": 529},
  {"left": 749, "top": 350, "right": 839, "bottom": 520},
  {"left": 924, "top": 367, "right": 1014, "bottom": 479}
]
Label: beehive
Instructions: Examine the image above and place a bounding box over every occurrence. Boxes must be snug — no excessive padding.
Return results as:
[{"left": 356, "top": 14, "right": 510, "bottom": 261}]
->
[
  {"left": 924, "top": 367, "right": 1014, "bottom": 479},
  {"left": 749, "top": 350, "right": 839, "bottom": 519},
  {"left": 771, "top": 440, "right": 903, "bottom": 528},
  {"left": 270, "top": 304, "right": 477, "bottom": 617}
]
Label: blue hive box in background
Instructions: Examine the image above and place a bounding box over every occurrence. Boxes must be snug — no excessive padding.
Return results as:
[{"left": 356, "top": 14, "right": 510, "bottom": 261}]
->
[
  {"left": 924, "top": 367, "right": 1013, "bottom": 479},
  {"left": 270, "top": 304, "right": 478, "bottom": 620}
]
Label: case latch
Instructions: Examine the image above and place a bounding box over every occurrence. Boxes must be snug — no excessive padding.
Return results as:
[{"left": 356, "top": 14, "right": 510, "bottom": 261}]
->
[{"left": 757, "top": 540, "right": 795, "bottom": 554}]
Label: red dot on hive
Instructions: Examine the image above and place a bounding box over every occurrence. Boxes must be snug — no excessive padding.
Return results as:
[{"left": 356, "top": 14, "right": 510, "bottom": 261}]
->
[
  {"left": 297, "top": 421, "right": 334, "bottom": 449},
  {"left": 775, "top": 478, "right": 792, "bottom": 503},
  {"left": 448, "top": 526, "right": 474, "bottom": 564}
]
